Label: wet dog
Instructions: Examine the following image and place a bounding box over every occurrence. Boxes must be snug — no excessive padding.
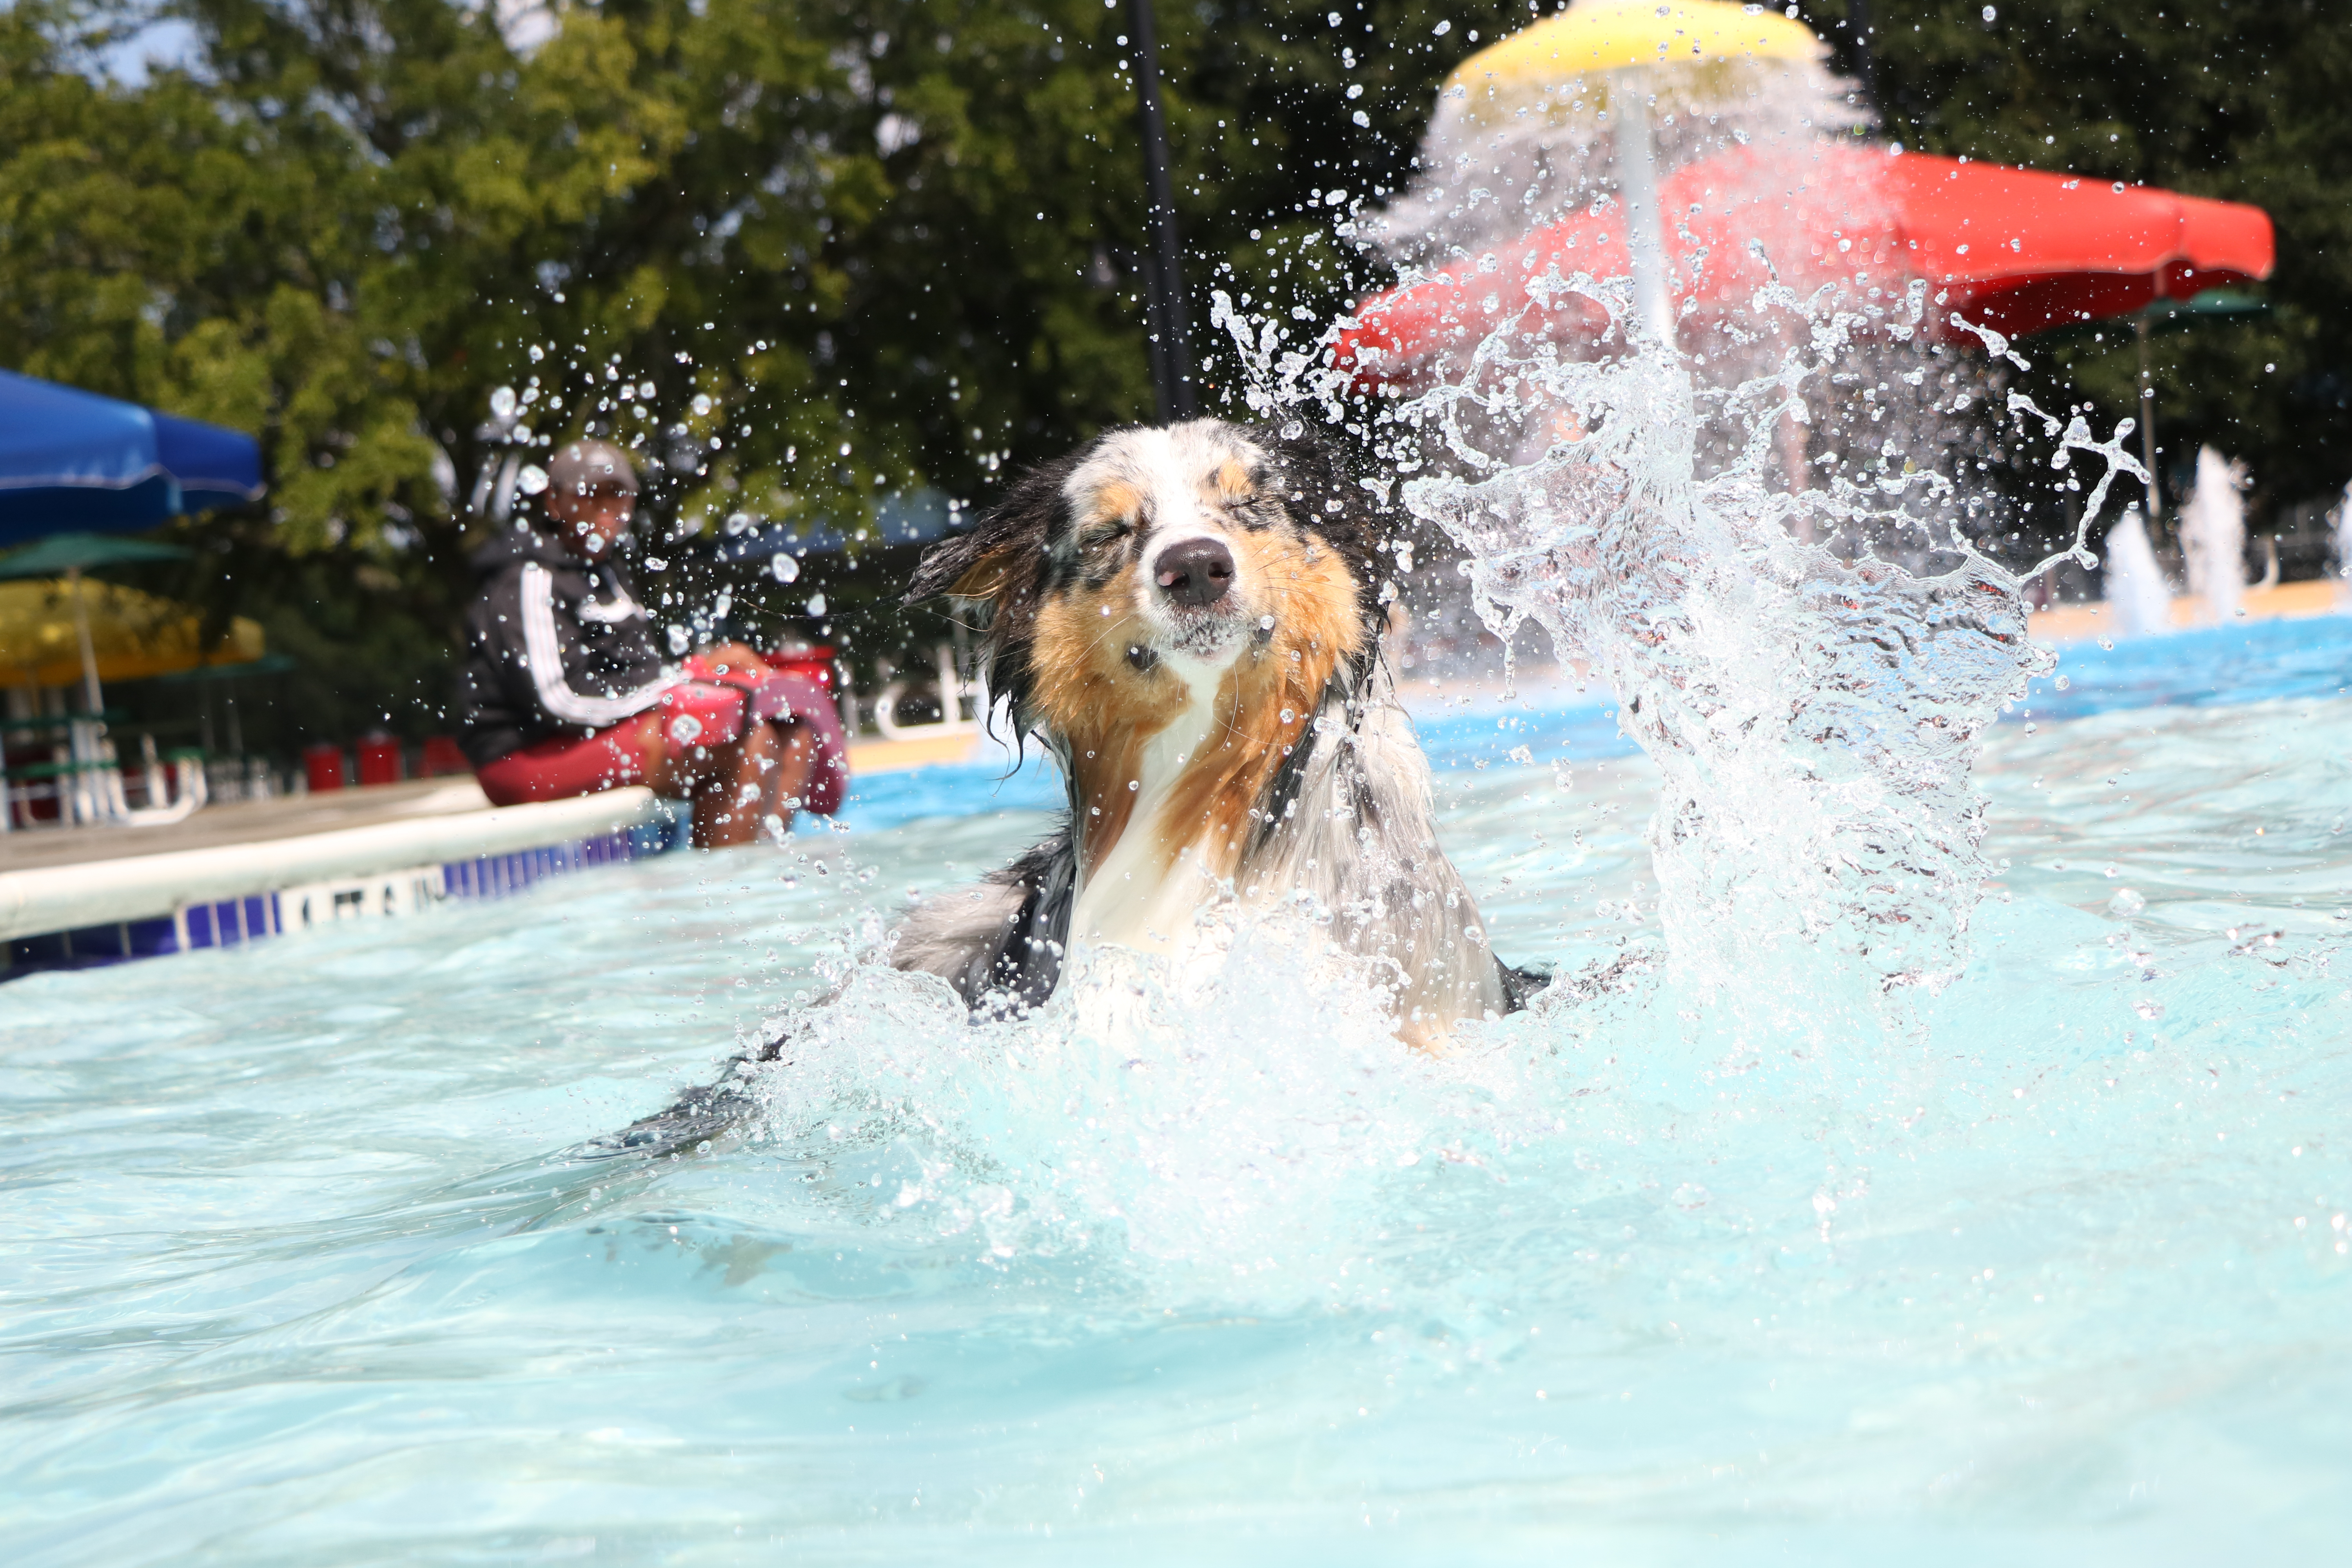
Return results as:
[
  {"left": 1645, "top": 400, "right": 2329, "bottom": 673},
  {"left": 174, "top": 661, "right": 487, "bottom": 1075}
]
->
[
  {"left": 590, "top": 420, "right": 1541, "bottom": 1158},
  {"left": 890, "top": 418, "right": 1543, "bottom": 1042}
]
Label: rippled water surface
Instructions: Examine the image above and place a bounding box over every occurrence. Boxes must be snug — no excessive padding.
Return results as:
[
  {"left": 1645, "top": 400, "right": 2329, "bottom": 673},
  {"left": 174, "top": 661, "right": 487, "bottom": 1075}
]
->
[{"left": 5, "top": 626, "right": 2348, "bottom": 1564}]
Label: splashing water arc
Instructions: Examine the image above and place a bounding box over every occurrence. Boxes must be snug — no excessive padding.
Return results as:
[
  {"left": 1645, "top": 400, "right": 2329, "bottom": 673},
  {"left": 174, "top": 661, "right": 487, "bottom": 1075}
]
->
[{"left": 1224, "top": 0, "right": 2151, "bottom": 991}]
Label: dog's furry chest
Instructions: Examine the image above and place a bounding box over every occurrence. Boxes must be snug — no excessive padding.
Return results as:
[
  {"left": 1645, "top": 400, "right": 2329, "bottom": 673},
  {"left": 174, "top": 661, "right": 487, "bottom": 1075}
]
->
[
  {"left": 892, "top": 681, "right": 1517, "bottom": 1042},
  {"left": 1066, "top": 661, "right": 1235, "bottom": 955}
]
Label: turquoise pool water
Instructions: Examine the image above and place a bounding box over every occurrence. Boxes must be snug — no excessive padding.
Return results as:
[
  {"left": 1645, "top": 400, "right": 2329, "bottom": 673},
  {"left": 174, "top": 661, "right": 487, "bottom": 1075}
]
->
[{"left": 5, "top": 620, "right": 2348, "bottom": 1563}]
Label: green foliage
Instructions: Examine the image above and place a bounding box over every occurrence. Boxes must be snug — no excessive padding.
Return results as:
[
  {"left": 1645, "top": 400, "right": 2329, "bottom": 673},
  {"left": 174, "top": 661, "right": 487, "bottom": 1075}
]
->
[
  {"left": 0, "top": 0, "right": 2342, "bottom": 747},
  {"left": 0, "top": 0, "right": 1523, "bottom": 741}
]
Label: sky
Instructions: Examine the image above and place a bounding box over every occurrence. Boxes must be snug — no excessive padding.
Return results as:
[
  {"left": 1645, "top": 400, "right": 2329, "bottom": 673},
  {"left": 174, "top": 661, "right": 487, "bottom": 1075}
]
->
[{"left": 8, "top": 0, "right": 557, "bottom": 84}]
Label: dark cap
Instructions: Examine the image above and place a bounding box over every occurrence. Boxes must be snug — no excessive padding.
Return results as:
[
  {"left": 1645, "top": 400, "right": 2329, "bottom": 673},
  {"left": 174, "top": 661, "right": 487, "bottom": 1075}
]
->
[{"left": 547, "top": 439, "right": 639, "bottom": 497}]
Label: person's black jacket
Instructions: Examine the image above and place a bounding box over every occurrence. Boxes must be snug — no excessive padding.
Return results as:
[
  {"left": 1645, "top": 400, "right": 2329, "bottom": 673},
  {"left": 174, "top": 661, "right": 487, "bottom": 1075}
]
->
[{"left": 456, "top": 525, "right": 673, "bottom": 767}]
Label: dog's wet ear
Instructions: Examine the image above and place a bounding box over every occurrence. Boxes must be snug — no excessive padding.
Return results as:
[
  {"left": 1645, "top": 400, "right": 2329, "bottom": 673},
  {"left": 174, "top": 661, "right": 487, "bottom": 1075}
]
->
[
  {"left": 1257, "top": 420, "right": 1388, "bottom": 603},
  {"left": 904, "top": 530, "right": 1020, "bottom": 612},
  {"left": 903, "top": 456, "right": 1074, "bottom": 611}
]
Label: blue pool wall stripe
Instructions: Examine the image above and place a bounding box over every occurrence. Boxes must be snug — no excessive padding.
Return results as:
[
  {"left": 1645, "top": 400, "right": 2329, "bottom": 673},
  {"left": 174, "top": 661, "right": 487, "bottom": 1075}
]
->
[{"left": 3, "top": 814, "right": 687, "bottom": 978}]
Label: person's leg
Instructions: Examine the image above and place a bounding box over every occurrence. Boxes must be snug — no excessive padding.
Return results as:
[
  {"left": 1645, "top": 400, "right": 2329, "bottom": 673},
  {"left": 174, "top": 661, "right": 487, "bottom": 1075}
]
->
[
  {"left": 691, "top": 718, "right": 818, "bottom": 848},
  {"left": 690, "top": 728, "right": 759, "bottom": 848},
  {"left": 641, "top": 670, "right": 838, "bottom": 849},
  {"left": 770, "top": 719, "right": 818, "bottom": 814},
  {"left": 640, "top": 716, "right": 728, "bottom": 847}
]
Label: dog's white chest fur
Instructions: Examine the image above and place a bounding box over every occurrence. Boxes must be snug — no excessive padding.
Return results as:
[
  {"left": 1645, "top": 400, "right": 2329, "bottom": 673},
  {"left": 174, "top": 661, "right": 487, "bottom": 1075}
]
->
[{"left": 1067, "top": 662, "right": 1225, "bottom": 956}]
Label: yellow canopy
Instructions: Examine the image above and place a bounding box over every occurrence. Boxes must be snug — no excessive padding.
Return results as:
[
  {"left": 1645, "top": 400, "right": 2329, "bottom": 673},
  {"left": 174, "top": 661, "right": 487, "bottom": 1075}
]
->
[
  {"left": 1446, "top": 0, "right": 1823, "bottom": 92},
  {"left": 0, "top": 578, "right": 265, "bottom": 689}
]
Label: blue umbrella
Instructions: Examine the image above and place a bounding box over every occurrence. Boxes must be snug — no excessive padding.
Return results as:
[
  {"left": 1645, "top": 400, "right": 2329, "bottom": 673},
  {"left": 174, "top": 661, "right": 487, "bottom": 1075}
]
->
[{"left": 0, "top": 369, "right": 265, "bottom": 546}]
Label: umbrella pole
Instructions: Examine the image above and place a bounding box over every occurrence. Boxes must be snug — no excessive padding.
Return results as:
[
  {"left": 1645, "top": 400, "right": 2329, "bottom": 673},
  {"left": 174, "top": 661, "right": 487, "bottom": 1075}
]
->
[
  {"left": 63, "top": 565, "right": 111, "bottom": 825},
  {"left": 1611, "top": 74, "right": 1677, "bottom": 349},
  {"left": 2135, "top": 312, "right": 2163, "bottom": 530},
  {"left": 66, "top": 565, "right": 104, "bottom": 717}
]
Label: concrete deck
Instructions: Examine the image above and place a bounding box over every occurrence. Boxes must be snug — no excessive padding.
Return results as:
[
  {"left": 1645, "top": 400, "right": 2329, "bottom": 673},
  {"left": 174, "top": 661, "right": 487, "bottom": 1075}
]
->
[
  {"left": 0, "top": 776, "right": 498, "bottom": 874},
  {"left": 2024, "top": 577, "right": 2344, "bottom": 645},
  {"left": 846, "top": 732, "right": 994, "bottom": 775},
  {"left": 0, "top": 785, "right": 659, "bottom": 942}
]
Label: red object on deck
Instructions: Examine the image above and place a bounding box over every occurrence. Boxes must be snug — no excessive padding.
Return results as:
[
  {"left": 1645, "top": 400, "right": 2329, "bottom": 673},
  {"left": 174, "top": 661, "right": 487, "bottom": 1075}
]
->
[
  {"left": 302, "top": 743, "right": 348, "bottom": 793},
  {"left": 764, "top": 644, "right": 837, "bottom": 691},
  {"left": 1335, "top": 145, "right": 2276, "bottom": 384},
  {"left": 419, "top": 735, "right": 471, "bottom": 777},
  {"left": 356, "top": 734, "right": 404, "bottom": 787}
]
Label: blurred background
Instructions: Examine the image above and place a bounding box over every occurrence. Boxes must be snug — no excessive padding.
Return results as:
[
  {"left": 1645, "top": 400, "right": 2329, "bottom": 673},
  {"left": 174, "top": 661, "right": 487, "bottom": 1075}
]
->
[{"left": 2, "top": 0, "right": 2345, "bottom": 782}]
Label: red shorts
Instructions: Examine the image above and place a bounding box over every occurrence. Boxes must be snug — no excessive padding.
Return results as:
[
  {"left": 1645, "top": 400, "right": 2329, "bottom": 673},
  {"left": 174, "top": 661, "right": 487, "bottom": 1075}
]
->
[{"left": 475, "top": 721, "right": 655, "bottom": 805}]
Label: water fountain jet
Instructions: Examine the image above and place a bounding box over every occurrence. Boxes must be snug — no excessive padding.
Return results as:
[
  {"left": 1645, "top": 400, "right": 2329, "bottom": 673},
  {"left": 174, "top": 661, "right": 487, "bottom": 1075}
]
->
[
  {"left": 2180, "top": 445, "right": 2249, "bottom": 625},
  {"left": 2102, "top": 505, "right": 2174, "bottom": 638}
]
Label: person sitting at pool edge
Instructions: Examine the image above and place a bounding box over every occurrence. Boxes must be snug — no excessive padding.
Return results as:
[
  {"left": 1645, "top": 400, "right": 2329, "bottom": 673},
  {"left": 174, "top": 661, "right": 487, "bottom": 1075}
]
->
[{"left": 456, "top": 439, "right": 847, "bottom": 848}]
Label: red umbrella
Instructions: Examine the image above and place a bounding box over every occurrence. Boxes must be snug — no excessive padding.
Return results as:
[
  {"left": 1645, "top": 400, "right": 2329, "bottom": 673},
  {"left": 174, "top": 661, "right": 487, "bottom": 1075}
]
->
[{"left": 1336, "top": 143, "right": 2274, "bottom": 385}]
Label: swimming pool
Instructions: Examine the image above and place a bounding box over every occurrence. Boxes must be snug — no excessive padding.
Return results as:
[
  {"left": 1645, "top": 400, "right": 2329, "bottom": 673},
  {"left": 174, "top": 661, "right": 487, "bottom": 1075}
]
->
[{"left": 5, "top": 619, "right": 2348, "bottom": 1563}]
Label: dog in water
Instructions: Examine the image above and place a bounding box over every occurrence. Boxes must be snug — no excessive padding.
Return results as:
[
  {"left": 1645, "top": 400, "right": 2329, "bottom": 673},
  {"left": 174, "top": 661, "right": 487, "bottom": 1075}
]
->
[
  {"left": 889, "top": 418, "right": 1543, "bottom": 1044},
  {"left": 591, "top": 419, "right": 1540, "bottom": 1157}
]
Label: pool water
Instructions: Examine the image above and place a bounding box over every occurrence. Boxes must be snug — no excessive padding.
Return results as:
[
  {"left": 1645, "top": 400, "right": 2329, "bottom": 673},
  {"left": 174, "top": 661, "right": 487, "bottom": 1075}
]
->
[{"left": 5, "top": 622, "right": 2348, "bottom": 1563}]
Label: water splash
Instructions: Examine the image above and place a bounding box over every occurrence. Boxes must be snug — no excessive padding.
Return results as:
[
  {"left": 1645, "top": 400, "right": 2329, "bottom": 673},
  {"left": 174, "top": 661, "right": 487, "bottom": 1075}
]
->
[
  {"left": 1215, "top": 153, "right": 2146, "bottom": 998},
  {"left": 732, "top": 907, "right": 1555, "bottom": 1287}
]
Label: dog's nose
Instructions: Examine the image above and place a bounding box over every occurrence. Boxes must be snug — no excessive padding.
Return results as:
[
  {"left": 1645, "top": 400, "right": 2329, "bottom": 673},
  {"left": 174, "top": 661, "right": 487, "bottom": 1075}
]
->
[{"left": 1154, "top": 538, "right": 1234, "bottom": 608}]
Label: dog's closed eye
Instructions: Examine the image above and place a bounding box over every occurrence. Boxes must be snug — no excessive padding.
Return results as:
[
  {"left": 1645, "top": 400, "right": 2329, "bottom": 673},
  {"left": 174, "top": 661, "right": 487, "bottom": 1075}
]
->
[{"left": 1078, "top": 522, "right": 1132, "bottom": 552}]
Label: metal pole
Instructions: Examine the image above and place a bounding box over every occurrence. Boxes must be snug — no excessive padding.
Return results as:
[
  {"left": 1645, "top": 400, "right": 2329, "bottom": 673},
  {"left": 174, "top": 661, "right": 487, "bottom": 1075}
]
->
[
  {"left": 1125, "top": 0, "right": 1196, "bottom": 421},
  {"left": 2135, "top": 312, "right": 2162, "bottom": 528},
  {"left": 1611, "top": 72, "right": 1676, "bottom": 349},
  {"left": 67, "top": 566, "right": 103, "bottom": 717}
]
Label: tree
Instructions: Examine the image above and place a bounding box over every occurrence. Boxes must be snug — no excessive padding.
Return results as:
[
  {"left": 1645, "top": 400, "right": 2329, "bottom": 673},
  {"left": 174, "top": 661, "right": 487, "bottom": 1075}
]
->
[
  {"left": 2, "top": 0, "right": 2341, "bottom": 755},
  {"left": 1809, "top": 0, "right": 2352, "bottom": 516}
]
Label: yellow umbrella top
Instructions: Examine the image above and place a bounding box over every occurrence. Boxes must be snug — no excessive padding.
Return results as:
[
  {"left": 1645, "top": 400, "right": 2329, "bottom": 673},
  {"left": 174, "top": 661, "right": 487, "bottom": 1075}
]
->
[
  {"left": 0, "top": 579, "right": 265, "bottom": 690},
  {"left": 1446, "top": 0, "right": 1823, "bottom": 93},
  {"left": 1378, "top": 0, "right": 1849, "bottom": 265}
]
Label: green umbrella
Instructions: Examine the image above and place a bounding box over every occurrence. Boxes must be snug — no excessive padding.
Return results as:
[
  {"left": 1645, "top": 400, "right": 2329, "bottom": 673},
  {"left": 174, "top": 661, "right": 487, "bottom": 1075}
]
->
[
  {"left": 0, "top": 532, "right": 192, "bottom": 579},
  {"left": 2129, "top": 293, "right": 2268, "bottom": 525},
  {"left": 0, "top": 532, "right": 193, "bottom": 714}
]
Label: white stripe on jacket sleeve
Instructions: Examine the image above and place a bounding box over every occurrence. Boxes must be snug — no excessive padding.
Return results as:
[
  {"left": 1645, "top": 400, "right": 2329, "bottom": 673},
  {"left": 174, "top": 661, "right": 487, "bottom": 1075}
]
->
[{"left": 518, "top": 561, "right": 675, "bottom": 727}]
